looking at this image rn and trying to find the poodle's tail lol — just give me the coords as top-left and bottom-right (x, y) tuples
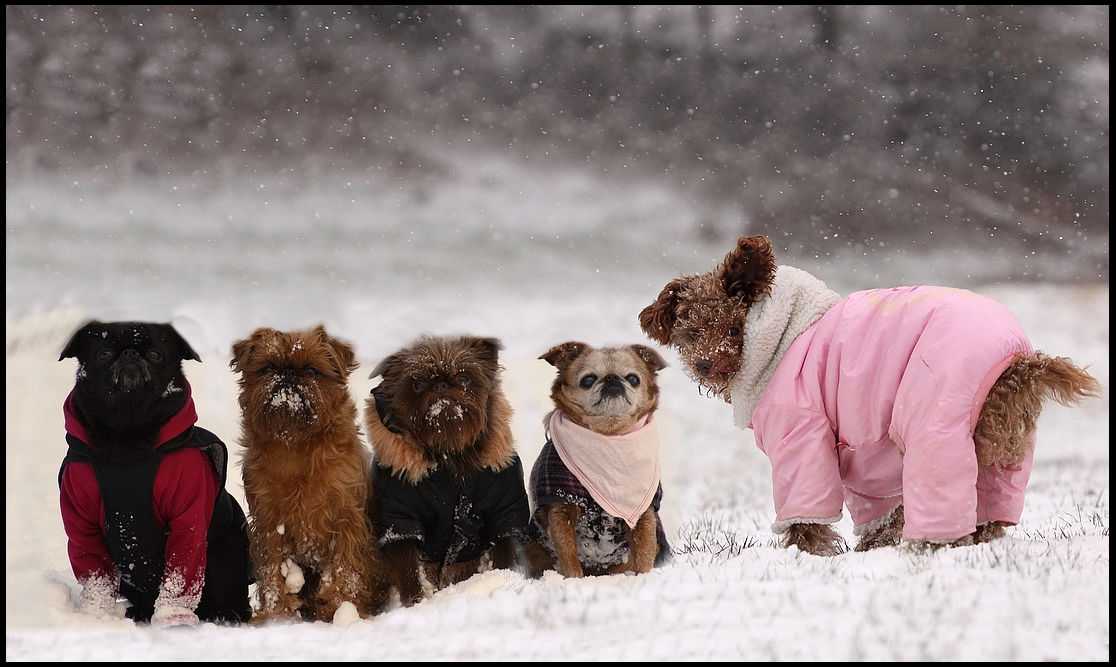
(975, 352), (1102, 467)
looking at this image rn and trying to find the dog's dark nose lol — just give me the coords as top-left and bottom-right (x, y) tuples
(696, 360), (713, 377)
(601, 374), (626, 397)
(282, 368), (298, 381)
(120, 348), (140, 361)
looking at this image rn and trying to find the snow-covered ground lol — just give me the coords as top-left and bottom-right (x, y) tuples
(6, 157), (1109, 660)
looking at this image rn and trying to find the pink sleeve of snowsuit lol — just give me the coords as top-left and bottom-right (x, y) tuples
(752, 286), (1034, 542)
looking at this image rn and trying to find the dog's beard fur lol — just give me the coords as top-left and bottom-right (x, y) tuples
(231, 328), (352, 445)
(369, 335), (509, 479)
(663, 294), (745, 402)
(60, 321), (198, 460)
(542, 342), (665, 435)
(230, 325), (386, 621)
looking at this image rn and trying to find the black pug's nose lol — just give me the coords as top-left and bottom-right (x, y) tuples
(696, 360), (713, 377)
(120, 348), (141, 361)
(601, 374), (627, 397)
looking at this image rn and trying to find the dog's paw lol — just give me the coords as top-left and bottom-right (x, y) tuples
(972, 521), (1008, 544)
(781, 523), (848, 557)
(854, 505), (905, 552)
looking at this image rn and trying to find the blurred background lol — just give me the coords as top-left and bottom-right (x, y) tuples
(6, 5), (1108, 281)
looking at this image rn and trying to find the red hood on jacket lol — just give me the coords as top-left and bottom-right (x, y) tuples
(63, 381), (198, 447)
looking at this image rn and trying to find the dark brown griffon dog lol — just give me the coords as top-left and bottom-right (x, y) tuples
(230, 325), (387, 622)
(640, 235), (1102, 555)
(523, 342), (672, 578)
(364, 334), (531, 606)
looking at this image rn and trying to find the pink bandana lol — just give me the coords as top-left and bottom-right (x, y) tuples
(548, 410), (661, 529)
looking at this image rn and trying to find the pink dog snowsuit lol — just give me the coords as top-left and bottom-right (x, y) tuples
(732, 267), (1035, 542)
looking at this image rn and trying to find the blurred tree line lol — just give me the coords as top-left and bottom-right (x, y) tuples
(5, 5), (1109, 263)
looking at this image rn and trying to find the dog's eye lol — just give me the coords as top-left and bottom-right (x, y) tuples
(258, 366), (274, 376)
(97, 349), (114, 362)
(305, 368), (319, 378)
(456, 374), (470, 386)
(625, 374), (641, 387)
(414, 380), (426, 392)
(146, 350), (163, 362)
(729, 327), (740, 337)
(579, 374), (597, 389)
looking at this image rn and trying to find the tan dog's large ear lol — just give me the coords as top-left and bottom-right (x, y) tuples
(229, 327), (275, 373)
(639, 278), (686, 345)
(721, 235), (777, 305)
(539, 341), (589, 370)
(310, 324), (359, 377)
(630, 344), (668, 373)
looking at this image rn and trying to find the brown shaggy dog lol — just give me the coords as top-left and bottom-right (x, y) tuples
(230, 325), (387, 622)
(640, 235), (1102, 555)
(364, 335), (530, 606)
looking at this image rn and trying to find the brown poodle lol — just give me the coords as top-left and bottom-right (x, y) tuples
(640, 235), (1102, 555)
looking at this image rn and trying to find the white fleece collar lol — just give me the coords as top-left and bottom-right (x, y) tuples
(731, 265), (841, 429)
(549, 410), (661, 529)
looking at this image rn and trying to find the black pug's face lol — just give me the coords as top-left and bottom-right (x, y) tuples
(59, 320), (200, 448)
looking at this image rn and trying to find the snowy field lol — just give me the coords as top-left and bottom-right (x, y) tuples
(6, 158), (1109, 660)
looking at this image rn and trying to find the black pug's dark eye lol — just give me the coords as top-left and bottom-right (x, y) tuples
(456, 374), (470, 386)
(625, 374), (641, 387)
(146, 349), (163, 362)
(729, 327), (740, 337)
(97, 349), (114, 362)
(579, 374), (597, 389)
(414, 380), (426, 392)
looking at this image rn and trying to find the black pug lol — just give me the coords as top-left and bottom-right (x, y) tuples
(58, 320), (252, 627)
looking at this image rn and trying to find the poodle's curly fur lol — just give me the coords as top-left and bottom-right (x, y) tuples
(641, 235), (1103, 554)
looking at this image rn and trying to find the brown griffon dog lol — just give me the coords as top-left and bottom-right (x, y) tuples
(364, 334), (531, 606)
(523, 342), (672, 578)
(230, 324), (387, 622)
(640, 235), (1102, 555)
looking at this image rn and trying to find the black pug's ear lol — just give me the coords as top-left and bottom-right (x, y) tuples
(539, 341), (590, 371)
(630, 344), (668, 374)
(639, 278), (688, 346)
(59, 320), (104, 361)
(152, 323), (202, 363)
(720, 235), (777, 305)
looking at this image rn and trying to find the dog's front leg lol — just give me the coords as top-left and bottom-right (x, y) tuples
(625, 507), (660, 574)
(382, 540), (425, 606)
(488, 535), (520, 571)
(544, 504), (584, 578)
